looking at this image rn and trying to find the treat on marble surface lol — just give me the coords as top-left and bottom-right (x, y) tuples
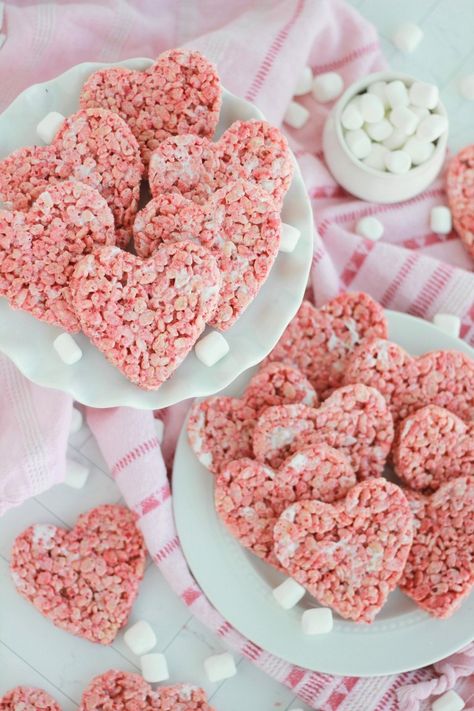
(140, 653), (169, 683)
(264, 292), (388, 398)
(70, 243), (221, 390)
(187, 362), (318, 474)
(274, 479), (414, 623)
(204, 652), (237, 683)
(399, 476), (474, 619)
(123, 619), (157, 656)
(393, 405), (474, 492)
(446, 145), (474, 259)
(133, 180), (281, 330)
(344, 338), (474, 425)
(149, 119), (293, 209)
(0, 687), (61, 711)
(0, 181), (115, 332)
(10, 505), (146, 644)
(392, 22), (424, 54)
(80, 49), (221, 165)
(0, 108), (143, 247)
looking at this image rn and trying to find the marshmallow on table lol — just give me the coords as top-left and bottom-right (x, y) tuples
(312, 71), (344, 103)
(345, 128), (372, 159)
(365, 118), (393, 142)
(280, 223), (301, 253)
(53, 333), (82, 365)
(140, 653), (169, 683)
(204, 652), (237, 683)
(416, 114), (448, 142)
(273, 578), (306, 609)
(363, 143), (389, 171)
(64, 459), (89, 489)
(195, 331), (229, 367)
(154, 418), (165, 444)
(36, 111), (65, 144)
(459, 73), (474, 101)
(385, 80), (409, 108)
(301, 607), (334, 635)
(392, 22), (424, 54)
(341, 100), (364, 130)
(368, 80), (389, 108)
(430, 206), (452, 234)
(409, 81), (439, 110)
(389, 105), (419, 135)
(294, 66), (313, 96)
(69, 406), (83, 435)
(123, 620), (157, 656)
(431, 690), (465, 711)
(432, 313), (461, 339)
(284, 101), (309, 129)
(355, 216), (384, 241)
(383, 128), (409, 151)
(385, 150), (412, 174)
(404, 137), (435, 166)
(358, 93), (384, 123)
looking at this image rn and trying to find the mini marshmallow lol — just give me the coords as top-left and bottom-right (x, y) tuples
(64, 459), (89, 489)
(409, 81), (439, 110)
(355, 216), (384, 241)
(204, 652), (237, 683)
(358, 93), (385, 123)
(301, 607), (334, 635)
(431, 690), (465, 711)
(389, 105), (419, 135)
(140, 653), (169, 683)
(385, 150), (412, 174)
(284, 101), (309, 129)
(312, 72), (344, 103)
(392, 22), (424, 54)
(123, 620), (157, 656)
(430, 206), (452, 234)
(341, 100), (364, 130)
(411, 105), (430, 122)
(365, 119), (393, 142)
(154, 418), (165, 444)
(368, 81), (389, 108)
(195, 331), (229, 367)
(280, 223), (301, 253)
(459, 73), (474, 101)
(404, 137), (435, 165)
(294, 66), (313, 96)
(273, 578), (306, 609)
(416, 114), (448, 142)
(385, 80), (409, 109)
(36, 111), (66, 144)
(69, 406), (83, 435)
(53, 333), (82, 365)
(383, 128), (409, 151)
(345, 128), (372, 159)
(363, 143), (389, 171)
(432, 313), (461, 339)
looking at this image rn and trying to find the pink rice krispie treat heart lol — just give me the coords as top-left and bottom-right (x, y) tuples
(80, 49), (222, 165)
(133, 180), (281, 330)
(79, 670), (214, 711)
(215, 444), (357, 569)
(0, 108), (143, 247)
(265, 292), (388, 398)
(187, 362), (318, 474)
(253, 383), (394, 477)
(149, 119), (293, 209)
(274, 479), (414, 623)
(0, 688), (61, 711)
(0, 180), (115, 332)
(446, 145), (474, 259)
(394, 405), (474, 492)
(399, 475), (474, 618)
(344, 338), (474, 425)
(70, 242), (221, 390)
(10, 505), (146, 645)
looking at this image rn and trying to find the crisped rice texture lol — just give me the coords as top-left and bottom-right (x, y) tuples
(446, 144), (474, 259)
(0, 687), (61, 711)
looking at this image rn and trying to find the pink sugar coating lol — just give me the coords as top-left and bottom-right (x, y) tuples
(70, 242), (220, 390)
(253, 383), (394, 477)
(344, 338), (474, 425)
(446, 144), (474, 258)
(394, 405), (474, 492)
(265, 292), (388, 398)
(0, 108), (143, 247)
(187, 362), (317, 474)
(149, 119), (293, 209)
(0, 180), (115, 332)
(80, 49), (222, 165)
(274, 479), (414, 623)
(0, 687), (61, 711)
(10, 504), (146, 644)
(133, 180), (281, 330)
(79, 671), (213, 711)
(399, 475), (474, 619)
(215, 445), (356, 568)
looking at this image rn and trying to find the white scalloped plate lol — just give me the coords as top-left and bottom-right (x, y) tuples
(0, 58), (313, 409)
(173, 310), (474, 677)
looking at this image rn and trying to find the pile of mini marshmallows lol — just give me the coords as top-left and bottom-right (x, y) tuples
(342, 79), (447, 174)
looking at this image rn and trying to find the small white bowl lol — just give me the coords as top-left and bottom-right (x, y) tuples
(323, 71), (448, 203)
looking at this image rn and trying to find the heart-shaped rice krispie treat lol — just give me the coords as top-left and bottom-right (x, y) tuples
(10, 505), (146, 644)
(446, 144), (474, 259)
(0, 180), (115, 332)
(0, 688), (61, 711)
(133, 180), (281, 330)
(393, 405), (474, 492)
(149, 119), (293, 208)
(399, 476), (474, 618)
(80, 49), (221, 165)
(265, 292), (388, 398)
(215, 444), (357, 568)
(344, 338), (474, 425)
(187, 362), (318, 473)
(253, 383), (394, 477)
(0, 108), (143, 247)
(70, 242), (221, 389)
(274, 479), (414, 623)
